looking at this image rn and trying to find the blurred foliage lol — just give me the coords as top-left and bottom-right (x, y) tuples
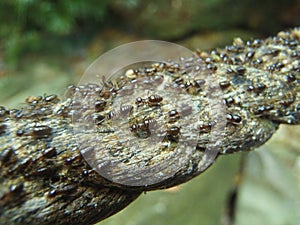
(234, 125), (300, 225)
(0, 0), (110, 66)
(1, 0), (299, 67)
(110, 0), (299, 39)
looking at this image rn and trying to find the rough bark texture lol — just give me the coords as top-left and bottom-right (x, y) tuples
(0, 28), (299, 225)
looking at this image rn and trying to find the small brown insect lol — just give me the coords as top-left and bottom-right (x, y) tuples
(250, 39), (262, 47)
(99, 88), (113, 99)
(81, 169), (93, 177)
(0, 124), (6, 134)
(219, 52), (228, 59)
(42, 147), (57, 158)
(44, 94), (59, 103)
(206, 63), (217, 71)
(167, 62), (180, 73)
(194, 79), (205, 88)
(219, 81), (231, 89)
(48, 184), (77, 198)
(254, 58), (263, 65)
(0, 147), (14, 164)
(31, 125), (52, 138)
(174, 77), (184, 84)
(286, 73), (296, 83)
(276, 62), (284, 69)
(253, 104), (274, 115)
(198, 123), (212, 133)
(135, 94), (163, 107)
(254, 83), (267, 93)
(10, 109), (23, 119)
(148, 95), (163, 106)
(130, 124), (138, 132)
(56, 105), (70, 117)
(279, 98), (294, 107)
(8, 158), (32, 174)
(95, 100), (107, 112)
(166, 126), (180, 141)
(223, 97), (235, 107)
(135, 97), (145, 105)
(245, 51), (255, 60)
(264, 48), (280, 56)
(226, 67), (235, 74)
(0, 106), (8, 118)
(168, 109), (180, 123)
(0, 183), (24, 204)
(247, 83), (267, 93)
(93, 114), (105, 125)
(235, 66), (246, 75)
(9, 183), (24, 195)
(16, 129), (24, 137)
(107, 111), (117, 120)
(25, 96), (43, 105)
(167, 126), (180, 136)
(226, 114), (242, 124)
(65, 154), (82, 165)
(27, 167), (58, 178)
(284, 39), (297, 47)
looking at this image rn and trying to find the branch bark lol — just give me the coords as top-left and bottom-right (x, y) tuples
(0, 27), (299, 225)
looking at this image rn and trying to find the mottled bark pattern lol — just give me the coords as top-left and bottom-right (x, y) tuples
(0, 28), (299, 225)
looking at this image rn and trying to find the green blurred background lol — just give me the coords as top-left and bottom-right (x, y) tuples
(0, 1), (299, 224)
